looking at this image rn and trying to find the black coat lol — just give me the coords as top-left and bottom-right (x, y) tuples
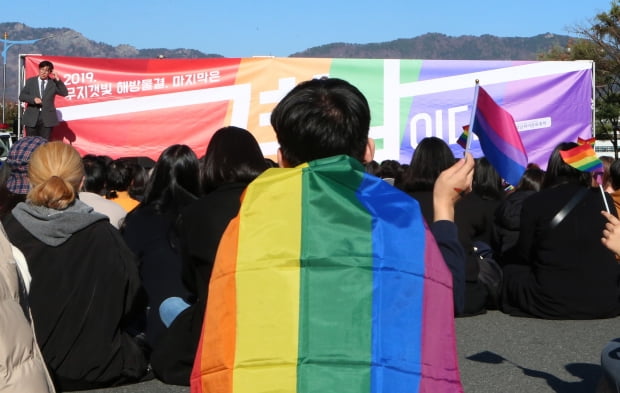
(3, 214), (148, 391)
(493, 190), (536, 259)
(502, 184), (620, 319)
(408, 190), (499, 281)
(122, 205), (191, 347)
(408, 190), (499, 315)
(150, 182), (247, 385)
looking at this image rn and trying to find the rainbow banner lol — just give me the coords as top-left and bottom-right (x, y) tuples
(560, 143), (603, 172)
(21, 56), (593, 167)
(472, 85), (528, 185)
(190, 155), (462, 393)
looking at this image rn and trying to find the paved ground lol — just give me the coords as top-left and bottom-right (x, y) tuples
(75, 310), (620, 393)
(456, 310), (618, 393)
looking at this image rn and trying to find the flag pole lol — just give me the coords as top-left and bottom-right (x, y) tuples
(599, 184), (611, 213)
(465, 79), (480, 156)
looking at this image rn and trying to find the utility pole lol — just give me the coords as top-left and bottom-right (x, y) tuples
(1, 32), (51, 128)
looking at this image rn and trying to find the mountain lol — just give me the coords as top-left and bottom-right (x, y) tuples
(291, 32), (572, 60)
(0, 22), (572, 104)
(0, 22), (224, 104)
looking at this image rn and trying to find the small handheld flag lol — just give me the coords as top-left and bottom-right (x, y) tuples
(468, 83), (528, 186)
(559, 144), (609, 213)
(456, 125), (469, 149)
(577, 137), (596, 146)
(559, 144), (603, 173)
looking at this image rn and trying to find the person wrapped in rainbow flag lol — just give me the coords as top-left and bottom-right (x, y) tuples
(190, 78), (473, 393)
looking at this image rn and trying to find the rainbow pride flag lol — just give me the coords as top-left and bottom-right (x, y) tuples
(472, 86), (528, 185)
(190, 155), (462, 393)
(560, 143), (603, 172)
(456, 125), (470, 149)
(577, 137), (596, 146)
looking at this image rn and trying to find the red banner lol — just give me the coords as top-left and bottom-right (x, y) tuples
(23, 56), (246, 160)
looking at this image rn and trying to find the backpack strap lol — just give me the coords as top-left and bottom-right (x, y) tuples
(548, 187), (589, 230)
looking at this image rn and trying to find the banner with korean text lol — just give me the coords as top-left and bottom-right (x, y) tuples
(21, 56), (593, 167)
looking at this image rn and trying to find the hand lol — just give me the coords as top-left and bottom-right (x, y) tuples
(601, 210), (620, 255)
(34, 97), (42, 105)
(432, 152), (475, 222)
(49, 71), (59, 81)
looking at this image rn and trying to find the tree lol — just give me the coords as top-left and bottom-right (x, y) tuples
(540, 1), (620, 158)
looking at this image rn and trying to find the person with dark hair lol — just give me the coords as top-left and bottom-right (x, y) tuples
(606, 159), (620, 211)
(501, 142), (620, 319)
(190, 78), (471, 392)
(121, 144), (201, 349)
(105, 158), (140, 212)
(151, 126), (268, 385)
(364, 160), (380, 176)
(397, 136), (456, 192)
(264, 157), (279, 168)
(493, 166), (545, 258)
(378, 159), (403, 185)
(19, 61), (68, 140)
(473, 157), (504, 201)
(127, 164), (150, 203)
(2, 142), (150, 390)
(199, 127), (269, 194)
(79, 154), (127, 229)
(398, 137), (498, 316)
(270, 78), (371, 167)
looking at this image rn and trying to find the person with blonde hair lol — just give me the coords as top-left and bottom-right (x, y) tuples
(2, 141), (151, 391)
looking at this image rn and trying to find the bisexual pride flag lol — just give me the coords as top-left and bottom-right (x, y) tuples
(190, 155), (463, 393)
(471, 85), (528, 186)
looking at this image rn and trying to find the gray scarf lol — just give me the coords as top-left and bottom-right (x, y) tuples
(12, 200), (108, 246)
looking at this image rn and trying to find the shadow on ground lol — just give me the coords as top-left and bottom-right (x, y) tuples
(467, 350), (602, 393)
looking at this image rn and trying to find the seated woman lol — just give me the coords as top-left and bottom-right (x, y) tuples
(2, 142), (150, 391)
(121, 144), (201, 348)
(501, 142), (620, 319)
(150, 126), (268, 385)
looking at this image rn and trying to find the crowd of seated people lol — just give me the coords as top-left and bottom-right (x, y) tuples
(1, 77), (620, 392)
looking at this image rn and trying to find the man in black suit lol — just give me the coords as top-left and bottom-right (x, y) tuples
(19, 60), (68, 140)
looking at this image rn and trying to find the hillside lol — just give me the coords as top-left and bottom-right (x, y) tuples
(0, 22), (572, 104)
(291, 32), (572, 60)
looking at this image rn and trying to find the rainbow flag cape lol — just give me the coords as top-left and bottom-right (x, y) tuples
(472, 86), (528, 186)
(456, 125), (469, 149)
(560, 143), (603, 172)
(190, 155), (463, 393)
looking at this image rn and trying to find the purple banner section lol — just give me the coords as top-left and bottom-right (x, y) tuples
(400, 61), (592, 170)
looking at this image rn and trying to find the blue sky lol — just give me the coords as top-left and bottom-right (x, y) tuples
(1, 0), (614, 57)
